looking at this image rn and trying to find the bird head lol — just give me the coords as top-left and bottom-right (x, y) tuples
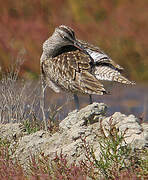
(52, 25), (85, 50)
(42, 25), (86, 59)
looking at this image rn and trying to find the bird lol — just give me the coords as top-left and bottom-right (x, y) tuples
(40, 25), (135, 112)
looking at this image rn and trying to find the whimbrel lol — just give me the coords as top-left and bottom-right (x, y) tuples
(40, 25), (134, 111)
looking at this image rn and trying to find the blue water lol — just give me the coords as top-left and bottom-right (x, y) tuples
(45, 84), (148, 122)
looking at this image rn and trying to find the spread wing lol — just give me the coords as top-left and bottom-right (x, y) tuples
(41, 49), (107, 95)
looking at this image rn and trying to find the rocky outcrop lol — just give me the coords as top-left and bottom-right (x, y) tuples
(0, 103), (148, 167)
(0, 123), (25, 141)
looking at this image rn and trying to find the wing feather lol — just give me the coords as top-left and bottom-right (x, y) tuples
(94, 65), (134, 84)
(41, 50), (107, 95)
(41, 40), (134, 96)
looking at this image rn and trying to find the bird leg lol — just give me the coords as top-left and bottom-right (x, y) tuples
(73, 94), (80, 110)
(89, 95), (93, 104)
(40, 82), (47, 131)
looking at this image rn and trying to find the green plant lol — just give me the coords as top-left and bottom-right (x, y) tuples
(81, 119), (148, 179)
(23, 118), (41, 134)
(92, 127), (131, 179)
(0, 138), (10, 148)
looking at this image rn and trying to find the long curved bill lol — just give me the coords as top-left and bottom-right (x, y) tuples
(73, 40), (85, 51)
(73, 40), (94, 63)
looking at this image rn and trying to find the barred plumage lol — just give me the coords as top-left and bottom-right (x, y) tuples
(40, 25), (135, 109)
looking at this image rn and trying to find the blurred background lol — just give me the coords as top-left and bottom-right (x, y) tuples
(0, 0), (148, 120)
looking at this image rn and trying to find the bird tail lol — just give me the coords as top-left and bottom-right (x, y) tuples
(94, 66), (135, 85)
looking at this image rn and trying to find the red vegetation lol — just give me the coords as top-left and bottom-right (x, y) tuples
(0, 0), (148, 82)
(0, 131), (148, 179)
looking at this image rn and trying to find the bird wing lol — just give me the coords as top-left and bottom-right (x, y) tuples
(78, 39), (134, 84)
(41, 49), (107, 95)
(94, 65), (134, 84)
(78, 39), (124, 71)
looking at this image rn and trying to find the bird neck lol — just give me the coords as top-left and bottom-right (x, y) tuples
(45, 38), (60, 57)
(41, 35), (65, 61)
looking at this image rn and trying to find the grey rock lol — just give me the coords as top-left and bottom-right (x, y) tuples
(59, 102), (107, 131)
(0, 102), (148, 168)
(0, 123), (24, 142)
